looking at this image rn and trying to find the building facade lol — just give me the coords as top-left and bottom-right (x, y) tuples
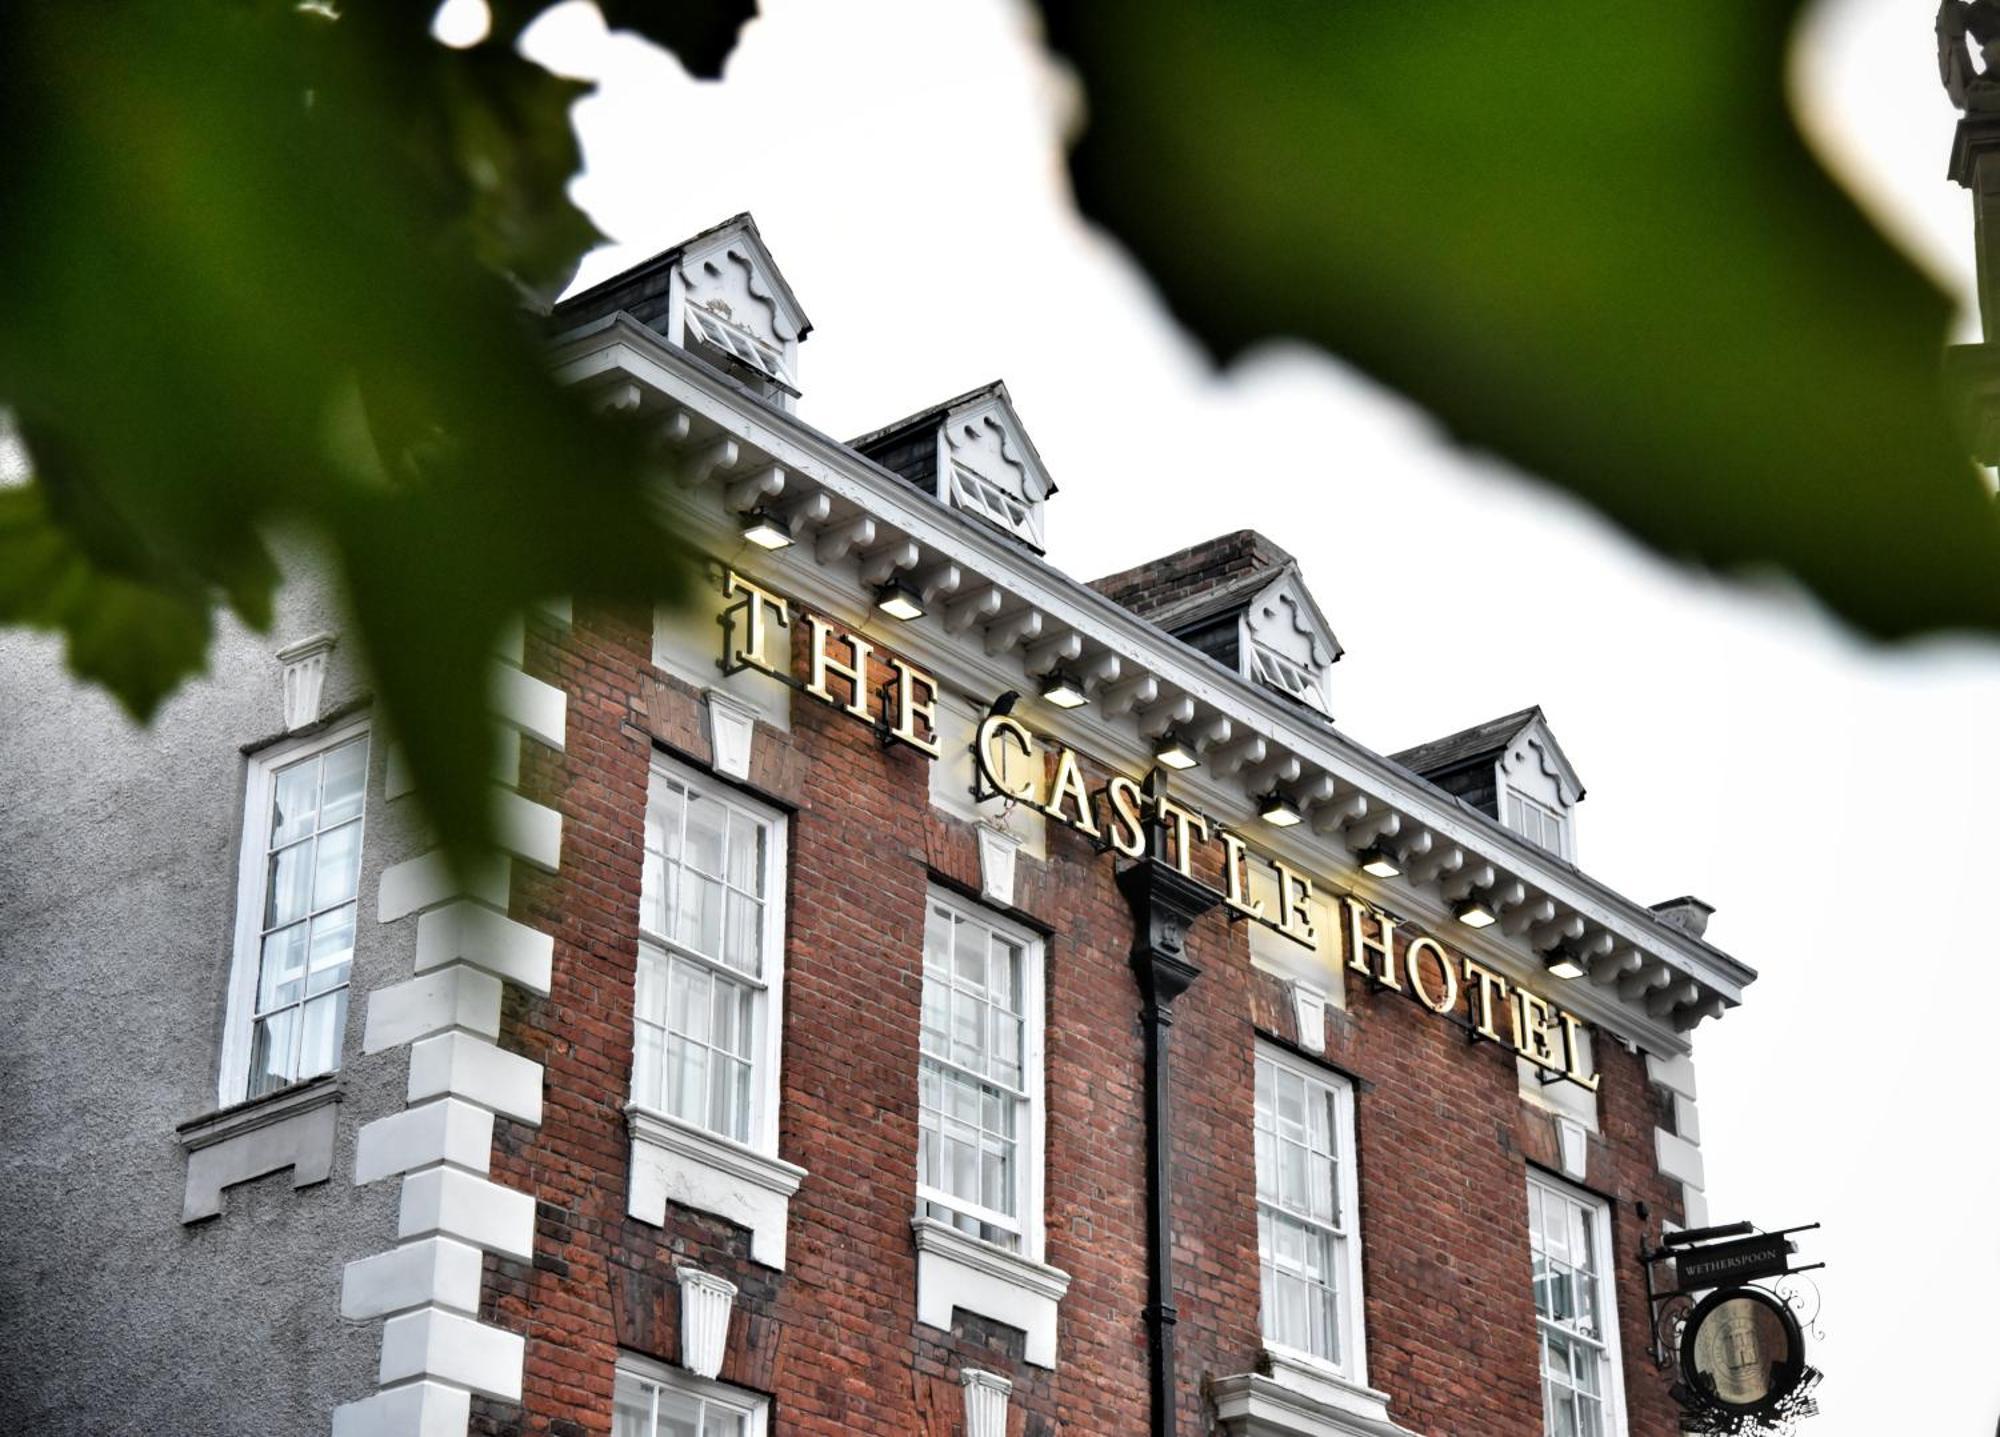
(0, 214), (1752, 1437)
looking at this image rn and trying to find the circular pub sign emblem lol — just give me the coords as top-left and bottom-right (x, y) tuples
(1680, 1286), (1807, 1416)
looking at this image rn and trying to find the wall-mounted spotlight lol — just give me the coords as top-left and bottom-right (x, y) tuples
(1153, 732), (1199, 771)
(1259, 792), (1303, 828)
(1357, 846), (1401, 879)
(1454, 898), (1498, 929)
(739, 509), (794, 550)
(1543, 950), (1586, 980)
(874, 580), (925, 622)
(1040, 672), (1088, 709)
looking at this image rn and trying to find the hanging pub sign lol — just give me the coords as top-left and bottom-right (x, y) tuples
(718, 568), (1603, 1090)
(1639, 1219), (1824, 1435)
(1682, 1288), (1808, 1420)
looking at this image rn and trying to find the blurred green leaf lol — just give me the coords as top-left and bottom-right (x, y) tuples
(1040, 2), (1999, 640)
(0, 1), (745, 864)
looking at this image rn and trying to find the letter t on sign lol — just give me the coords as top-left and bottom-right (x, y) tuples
(722, 570), (790, 678)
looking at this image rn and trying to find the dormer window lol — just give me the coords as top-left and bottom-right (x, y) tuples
(948, 459), (1040, 547)
(1240, 571), (1339, 717)
(550, 213), (811, 414)
(1505, 791), (1569, 858)
(685, 304), (793, 389)
(1391, 706), (1585, 861)
(849, 382), (1057, 552)
(1248, 641), (1327, 714)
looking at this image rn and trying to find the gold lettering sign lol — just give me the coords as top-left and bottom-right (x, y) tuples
(723, 568), (1605, 1089)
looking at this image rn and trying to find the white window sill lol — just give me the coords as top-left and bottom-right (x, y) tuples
(1213, 1350), (1417, 1437)
(626, 1105), (806, 1270)
(911, 1216), (1070, 1369)
(175, 1074), (344, 1224)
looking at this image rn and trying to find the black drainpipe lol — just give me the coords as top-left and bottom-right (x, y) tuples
(1115, 789), (1220, 1437)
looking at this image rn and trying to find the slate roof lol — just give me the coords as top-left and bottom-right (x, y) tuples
(1390, 706), (1547, 781)
(1090, 530), (1294, 625)
(845, 380), (1059, 497)
(551, 212), (814, 340)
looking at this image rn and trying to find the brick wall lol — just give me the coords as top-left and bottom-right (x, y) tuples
(471, 597), (1687, 1437)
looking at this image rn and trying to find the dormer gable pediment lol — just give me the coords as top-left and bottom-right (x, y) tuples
(1240, 567), (1341, 716)
(676, 216), (810, 349)
(850, 381), (1056, 551)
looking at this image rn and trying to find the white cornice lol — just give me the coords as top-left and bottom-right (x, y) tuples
(547, 315), (1754, 1055)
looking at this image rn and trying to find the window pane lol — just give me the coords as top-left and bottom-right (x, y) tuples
(271, 761), (321, 846)
(634, 1023), (664, 1110)
(320, 739), (367, 825)
(613, 1387), (651, 1437)
(313, 820), (363, 910)
(297, 989), (347, 1078)
(685, 796), (725, 877)
(265, 839), (314, 928)
(248, 1008), (299, 1097)
(258, 922), (310, 1010)
(703, 1409), (745, 1437)
(307, 905), (356, 995)
(726, 814), (763, 894)
(723, 892), (761, 976)
(679, 873), (723, 958)
(655, 1387), (701, 1437)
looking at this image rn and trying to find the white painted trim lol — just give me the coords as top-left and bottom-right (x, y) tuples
(911, 1216), (1071, 1368)
(626, 1106), (807, 1269)
(614, 1352), (771, 1437)
(1212, 1369), (1418, 1437)
(921, 889), (1048, 1263)
(638, 752), (791, 1158)
(546, 317), (1753, 1048)
(219, 716), (372, 1108)
(1526, 1170), (1630, 1437)
(1255, 1042), (1369, 1390)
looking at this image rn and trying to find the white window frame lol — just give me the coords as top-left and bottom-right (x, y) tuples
(217, 716), (371, 1108)
(1505, 789), (1572, 860)
(631, 752), (789, 1159)
(1254, 1041), (1369, 1389)
(1527, 1170), (1629, 1437)
(614, 1352), (768, 1437)
(946, 459), (1044, 549)
(915, 888), (1048, 1263)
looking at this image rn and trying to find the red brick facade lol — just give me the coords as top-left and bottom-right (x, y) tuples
(472, 596), (1689, 1437)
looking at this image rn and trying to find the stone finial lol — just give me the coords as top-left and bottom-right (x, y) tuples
(1941, 1), (2000, 111)
(276, 632), (337, 731)
(961, 1369), (1012, 1437)
(675, 1267), (738, 1380)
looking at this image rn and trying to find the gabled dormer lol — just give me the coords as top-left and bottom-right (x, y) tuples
(1091, 532), (1343, 718)
(1392, 706), (1585, 859)
(850, 382), (1056, 551)
(552, 213), (811, 411)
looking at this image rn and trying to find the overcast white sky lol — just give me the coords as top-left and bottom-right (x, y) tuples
(498, 1), (1995, 1429)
